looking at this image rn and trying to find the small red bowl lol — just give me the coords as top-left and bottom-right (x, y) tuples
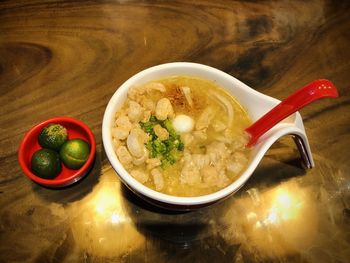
(18, 116), (96, 188)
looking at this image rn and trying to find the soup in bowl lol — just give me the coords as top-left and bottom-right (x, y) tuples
(102, 62), (311, 210)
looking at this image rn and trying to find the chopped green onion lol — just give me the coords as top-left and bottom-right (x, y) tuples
(139, 115), (184, 168)
(177, 142), (184, 151)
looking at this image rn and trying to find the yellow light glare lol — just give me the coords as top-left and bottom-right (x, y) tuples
(69, 168), (145, 258)
(93, 187), (119, 216)
(262, 187), (304, 223)
(111, 213), (121, 224)
(276, 190), (293, 208)
(220, 181), (318, 258)
(266, 208), (278, 224)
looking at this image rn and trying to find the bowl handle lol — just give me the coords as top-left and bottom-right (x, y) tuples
(292, 133), (314, 169)
(252, 120), (314, 170)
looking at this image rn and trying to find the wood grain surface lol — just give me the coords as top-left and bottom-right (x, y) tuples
(0, 0), (349, 262)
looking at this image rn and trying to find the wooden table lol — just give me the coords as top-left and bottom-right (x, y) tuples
(1, 1), (349, 262)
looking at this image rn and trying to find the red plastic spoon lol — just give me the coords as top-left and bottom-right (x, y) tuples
(245, 79), (339, 147)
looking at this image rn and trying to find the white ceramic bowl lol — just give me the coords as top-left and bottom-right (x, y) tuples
(102, 62), (313, 210)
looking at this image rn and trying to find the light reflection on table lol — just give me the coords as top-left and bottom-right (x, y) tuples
(52, 153), (349, 262)
(68, 168), (144, 258)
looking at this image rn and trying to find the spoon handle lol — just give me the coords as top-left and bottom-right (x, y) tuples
(245, 79), (339, 147)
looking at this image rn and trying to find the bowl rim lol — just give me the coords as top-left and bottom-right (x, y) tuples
(103, 62), (266, 206)
(18, 116), (96, 187)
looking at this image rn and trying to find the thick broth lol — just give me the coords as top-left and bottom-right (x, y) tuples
(112, 76), (251, 197)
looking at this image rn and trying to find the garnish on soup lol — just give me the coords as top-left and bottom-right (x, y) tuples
(140, 115), (184, 168)
(112, 76), (251, 196)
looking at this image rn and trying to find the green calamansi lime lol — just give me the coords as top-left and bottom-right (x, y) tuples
(59, 139), (90, 169)
(38, 124), (68, 151)
(31, 149), (62, 179)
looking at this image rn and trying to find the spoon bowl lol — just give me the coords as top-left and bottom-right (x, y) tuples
(102, 62), (337, 210)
